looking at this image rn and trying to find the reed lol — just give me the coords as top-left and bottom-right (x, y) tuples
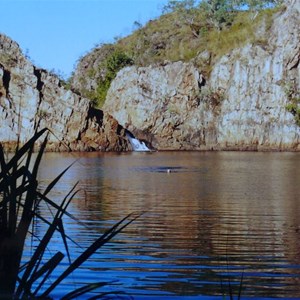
(0, 128), (137, 299)
(221, 272), (244, 300)
(220, 257), (244, 300)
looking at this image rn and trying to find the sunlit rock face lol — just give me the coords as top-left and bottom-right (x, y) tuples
(0, 34), (129, 152)
(104, 61), (213, 150)
(104, 0), (299, 151)
(210, 0), (300, 151)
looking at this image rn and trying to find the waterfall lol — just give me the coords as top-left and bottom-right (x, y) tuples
(126, 133), (150, 152)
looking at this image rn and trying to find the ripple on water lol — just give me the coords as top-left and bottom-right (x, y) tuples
(22, 151), (300, 299)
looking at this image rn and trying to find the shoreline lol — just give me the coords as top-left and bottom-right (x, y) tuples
(1, 141), (299, 153)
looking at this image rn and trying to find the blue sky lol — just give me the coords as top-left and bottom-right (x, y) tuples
(0, 0), (168, 78)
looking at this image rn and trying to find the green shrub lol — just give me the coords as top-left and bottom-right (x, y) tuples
(284, 81), (300, 126)
(198, 85), (225, 111)
(92, 50), (133, 108)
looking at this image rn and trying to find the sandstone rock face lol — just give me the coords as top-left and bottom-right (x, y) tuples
(103, 1), (300, 151)
(104, 62), (209, 150)
(210, 0), (300, 150)
(0, 34), (129, 152)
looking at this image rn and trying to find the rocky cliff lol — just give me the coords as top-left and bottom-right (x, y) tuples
(0, 34), (129, 152)
(103, 0), (300, 151)
(1, 0), (299, 152)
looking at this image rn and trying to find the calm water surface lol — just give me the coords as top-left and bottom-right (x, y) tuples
(24, 151), (300, 299)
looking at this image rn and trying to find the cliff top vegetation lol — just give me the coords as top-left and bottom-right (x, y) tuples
(71, 0), (284, 108)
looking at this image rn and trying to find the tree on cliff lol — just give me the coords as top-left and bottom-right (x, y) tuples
(163, 0), (204, 36)
(163, 0), (282, 31)
(163, 0), (239, 31)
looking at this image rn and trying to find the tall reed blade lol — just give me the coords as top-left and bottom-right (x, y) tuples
(20, 251), (64, 298)
(57, 217), (72, 264)
(37, 190), (88, 229)
(42, 160), (79, 197)
(18, 182), (80, 296)
(16, 217), (62, 297)
(40, 213), (139, 297)
(1, 129), (139, 299)
(238, 270), (244, 300)
(61, 282), (108, 300)
(31, 133), (49, 179)
(5, 128), (48, 172)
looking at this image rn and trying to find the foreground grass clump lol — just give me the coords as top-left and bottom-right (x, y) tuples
(0, 128), (137, 299)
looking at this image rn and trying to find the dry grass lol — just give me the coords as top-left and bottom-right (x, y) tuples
(118, 7), (278, 68)
(71, 5), (281, 105)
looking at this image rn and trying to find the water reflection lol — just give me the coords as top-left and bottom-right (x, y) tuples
(32, 151), (300, 299)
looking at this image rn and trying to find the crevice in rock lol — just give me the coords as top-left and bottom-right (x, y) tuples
(33, 67), (44, 103)
(79, 105), (104, 140)
(289, 57), (299, 70)
(198, 74), (206, 88)
(89, 107), (104, 126)
(33, 67), (45, 130)
(116, 124), (123, 136)
(0, 64), (11, 97)
(287, 49), (300, 70)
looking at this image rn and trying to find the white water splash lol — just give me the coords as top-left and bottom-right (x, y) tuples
(126, 134), (150, 152)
